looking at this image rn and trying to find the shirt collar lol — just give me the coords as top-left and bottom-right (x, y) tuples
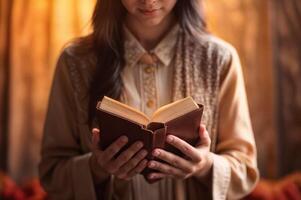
(123, 23), (180, 68)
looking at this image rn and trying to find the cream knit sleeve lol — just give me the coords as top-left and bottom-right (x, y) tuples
(212, 45), (259, 199)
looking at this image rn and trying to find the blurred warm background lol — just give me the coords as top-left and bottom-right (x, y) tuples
(0, 0), (301, 199)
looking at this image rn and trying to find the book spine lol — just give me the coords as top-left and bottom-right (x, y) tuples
(151, 127), (166, 156)
(142, 127), (167, 180)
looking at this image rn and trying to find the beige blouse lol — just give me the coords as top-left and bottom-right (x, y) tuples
(106, 24), (259, 200)
(39, 24), (259, 200)
(121, 25), (177, 117)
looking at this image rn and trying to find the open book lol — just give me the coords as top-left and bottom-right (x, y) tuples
(96, 96), (204, 181)
(98, 96), (200, 125)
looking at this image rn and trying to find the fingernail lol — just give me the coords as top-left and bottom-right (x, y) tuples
(149, 173), (157, 179)
(92, 128), (100, 133)
(142, 159), (148, 165)
(148, 162), (155, 168)
(167, 135), (173, 143)
(121, 136), (128, 143)
(152, 150), (160, 156)
(141, 150), (148, 157)
(136, 142), (143, 148)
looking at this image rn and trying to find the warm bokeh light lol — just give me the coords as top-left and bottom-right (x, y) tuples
(1, 0), (96, 182)
(1, 1), (300, 196)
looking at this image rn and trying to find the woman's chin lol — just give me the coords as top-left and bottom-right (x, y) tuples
(139, 18), (165, 28)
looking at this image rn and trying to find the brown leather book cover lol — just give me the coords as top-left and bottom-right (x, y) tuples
(96, 104), (203, 182)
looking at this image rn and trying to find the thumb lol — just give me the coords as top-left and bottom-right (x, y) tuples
(92, 128), (100, 134)
(91, 128), (100, 150)
(198, 124), (211, 147)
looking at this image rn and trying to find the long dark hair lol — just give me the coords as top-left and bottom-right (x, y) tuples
(88, 0), (207, 127)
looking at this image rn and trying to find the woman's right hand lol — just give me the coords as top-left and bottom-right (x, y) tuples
(89, 128), (148, 184)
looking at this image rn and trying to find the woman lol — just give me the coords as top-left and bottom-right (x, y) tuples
(39, 0), (259, 199)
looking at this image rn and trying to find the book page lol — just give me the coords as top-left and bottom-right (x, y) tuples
(99, 96), (150, 126)
(150, 96), (199, 123)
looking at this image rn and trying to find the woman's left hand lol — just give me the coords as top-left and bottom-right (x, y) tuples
(147, 124), (213, 180)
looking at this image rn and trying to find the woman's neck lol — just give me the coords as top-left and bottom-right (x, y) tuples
(125, 13), (176, 51)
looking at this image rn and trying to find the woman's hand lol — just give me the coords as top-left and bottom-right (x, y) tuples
(147, 124), (213, 181)
(89, 128), (148, 183)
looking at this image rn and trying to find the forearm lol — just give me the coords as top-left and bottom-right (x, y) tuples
(39, 153), (98, 200)
(223, 152), (259, 199)
(208, 152), (258, 200)
(194, 150), (258, 200)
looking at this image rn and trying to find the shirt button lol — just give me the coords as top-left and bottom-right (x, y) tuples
(144, 66), (155, 74)
(146, 99), (155, 108)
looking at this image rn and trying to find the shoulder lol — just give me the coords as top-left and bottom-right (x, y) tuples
(57, 35), (97, 76)
(195, 34), (244, 84)
(58, 35), (97, 68)
(54, 35), (97, 92)
(192, 33), (238, 66)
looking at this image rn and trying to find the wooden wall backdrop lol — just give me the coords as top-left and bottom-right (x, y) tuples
(271, 0), (301, 176)
(0, 0), (95, 182)
(0, 0), (12, 171)
(204, 0), (277, 178)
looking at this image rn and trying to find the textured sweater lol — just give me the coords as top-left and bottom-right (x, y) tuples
(39, 25), (259, 200)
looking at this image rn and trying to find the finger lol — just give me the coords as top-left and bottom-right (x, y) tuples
(92, 128), (100, 134)
(127, 159), (148, 178)
(102, 136), (128, 163)
(199, 124), (206, 131)
(112, 141), (144, 170)
(148, 172), (168, 180)
(166, 135), (201, 162)
(118, 149), (148, 175)
(148, 160), (186, 179)
(91, 130), (101, 152)
(152, 149), (193, 173)
(198, 125), (211, 147)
